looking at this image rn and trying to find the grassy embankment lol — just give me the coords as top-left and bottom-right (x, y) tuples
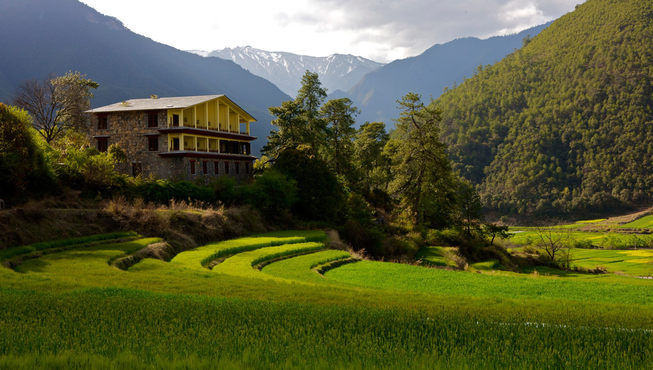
(0, 230), (651, 368)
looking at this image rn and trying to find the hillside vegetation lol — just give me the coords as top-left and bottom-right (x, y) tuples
(433, 0), (652, 216)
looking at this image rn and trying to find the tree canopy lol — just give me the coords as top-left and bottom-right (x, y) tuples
(432, 0), (652, 216)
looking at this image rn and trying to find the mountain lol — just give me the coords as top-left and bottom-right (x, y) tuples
(0, 0), (291, 155)
(192, 46), (384, 97)
(432, 0), (652, 216)
(347, 24), (550, 126)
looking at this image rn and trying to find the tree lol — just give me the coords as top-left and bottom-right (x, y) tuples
(352, 121), (391, 194)
(295, 71), (327, 154)
(387, 93), (457, 229)
(482, 223), (510, 245)
(320, 98), (358, 178)
(14, 71), (98, 143)
(0, 103), (56, 202)
(263, 100), (307, 158)
(457, 180), (482, 235)
(534, 227), (571, 267)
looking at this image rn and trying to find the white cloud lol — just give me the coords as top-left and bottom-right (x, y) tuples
(80, 0), (584, 63)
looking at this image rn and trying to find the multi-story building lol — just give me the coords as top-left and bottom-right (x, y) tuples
(87, 95), (256, 180)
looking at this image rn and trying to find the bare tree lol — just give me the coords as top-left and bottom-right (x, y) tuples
(14, 77), (64, 143)
(14, 71), (98, 143)
(534, 227), (571, 267)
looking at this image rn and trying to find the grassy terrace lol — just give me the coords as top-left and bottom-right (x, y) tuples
(0, 230), (651, 368)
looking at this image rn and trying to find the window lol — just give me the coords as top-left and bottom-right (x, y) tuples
(147, 112), (158, 127)
(172, 138), (180, 151)
(190, 160), (196, 175)
(245, 162), (250, 174)
(97, 114), (108, 130)
(214, 161), (219, 175)
(131, 162), (142, 177)
(224, 161), (229, 174)
(202, 161), (208, 175)
(235, 162), (240, 175)
(172, 114), (180, 126)
(147, 136), (158, 151)
(96, 137), (108, 152)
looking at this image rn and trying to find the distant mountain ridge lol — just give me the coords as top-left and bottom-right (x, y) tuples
(0, 0), (291, 155)
(191, 46), (384, 97)
(346, 23), (550, 126)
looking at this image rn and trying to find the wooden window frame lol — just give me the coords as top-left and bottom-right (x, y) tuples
(97, 114), (108, 130)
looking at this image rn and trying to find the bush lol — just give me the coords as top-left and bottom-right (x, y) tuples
(0, 103), (57, 204)
(273, 148), (345, 221)
(244, 170), (297, 218)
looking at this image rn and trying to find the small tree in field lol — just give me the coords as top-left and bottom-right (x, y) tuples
(534, 227), (571, 268)
(482, 223), (510, 245)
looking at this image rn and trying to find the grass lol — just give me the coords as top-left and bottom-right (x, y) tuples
(624, 214), (653, 229)
(170, 230), (326, 268)
(213, 242), (325, 279)
(1, 288), (649, 369)
(508, 229), (653, 249)
(261, 249), (351, 284)
(570, 248), (653, 276)
(0, 231), (138, 262)
(0, 230), (652, 368)
(415, 246), (458, 268)
(324, 260), (653, 305)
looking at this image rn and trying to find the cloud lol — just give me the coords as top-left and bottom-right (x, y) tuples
(283, 0), (583, 61)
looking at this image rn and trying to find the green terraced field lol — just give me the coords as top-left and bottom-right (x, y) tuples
(508, 229), (653, 249)
(261, 249), (351, 284)
(0, 231), (651, 368)
(624, 214), (653, 229)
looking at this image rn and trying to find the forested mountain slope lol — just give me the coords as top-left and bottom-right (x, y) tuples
(347, 24), (548, 126)
(0, 0), (291, 154)
(433, 0), (652, 216)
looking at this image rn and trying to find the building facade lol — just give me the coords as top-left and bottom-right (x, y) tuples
(87, 95), (256, 181)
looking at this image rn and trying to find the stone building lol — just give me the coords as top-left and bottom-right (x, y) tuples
(86, 95), (256, 181)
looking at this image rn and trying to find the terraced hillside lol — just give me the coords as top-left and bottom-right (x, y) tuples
(0, 230), (651, 368)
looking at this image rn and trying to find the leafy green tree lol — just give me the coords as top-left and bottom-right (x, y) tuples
(295, 71), (327, 154)
(457, 180), (482, 235)
(353, 121), (391, 194)
(263, 100), (307, 158)
(246, 170), (297, 218)
(388, 93), (458, 229)
(273, 147), (344, 221)
(0, 103), (57, 202)
(482, 223), (510, 246)
(320, 97), (358, 179)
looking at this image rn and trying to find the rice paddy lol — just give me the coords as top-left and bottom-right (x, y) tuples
(0, 230), (651, 368)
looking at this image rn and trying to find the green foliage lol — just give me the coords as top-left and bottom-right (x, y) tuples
(320, 98), (358, 180)
(352, 121), (391, 194)
(244, 170), (297, 218)
(273, 148), (345, 221)
(0, 103), (57, 203)
(433, 0), (653, 216)
(388, 93), (459, 229)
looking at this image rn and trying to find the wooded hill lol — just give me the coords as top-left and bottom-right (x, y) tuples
(433, 0), (652, 216)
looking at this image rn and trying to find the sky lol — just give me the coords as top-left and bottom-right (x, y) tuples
(81, 0), (584, 63)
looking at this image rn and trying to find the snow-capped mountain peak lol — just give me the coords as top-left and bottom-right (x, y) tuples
(190, 46), (384, 97)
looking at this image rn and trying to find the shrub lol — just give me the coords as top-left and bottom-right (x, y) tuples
(244, 170), (297, 218)
(273, 148), (345, 221)
(0, 103), (57, 204)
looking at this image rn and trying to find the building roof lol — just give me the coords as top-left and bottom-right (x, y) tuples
(86, 94), (255, 121)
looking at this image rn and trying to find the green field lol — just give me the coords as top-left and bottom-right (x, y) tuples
(0, 231), (651, 368)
